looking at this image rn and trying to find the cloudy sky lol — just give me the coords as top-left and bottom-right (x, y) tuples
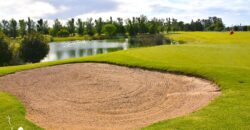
(0, 0), (249, 26)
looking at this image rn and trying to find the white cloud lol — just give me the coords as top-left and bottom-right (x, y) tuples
(75, 0), (250, 25)
(0, 0), (66, 20)
(0, 0), (249, 25)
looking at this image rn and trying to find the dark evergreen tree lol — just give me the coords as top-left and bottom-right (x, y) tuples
(95, 18), (103, 35)
(9, 19), (18, 38)
(76, 19), (84, 36)
(67, 18), (75, 36)
(19, 19), (27, 37)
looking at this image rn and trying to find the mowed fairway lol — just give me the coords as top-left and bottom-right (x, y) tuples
(0, 32), (250, 130)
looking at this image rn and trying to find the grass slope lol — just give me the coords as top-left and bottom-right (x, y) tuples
(0, 32), (250, 130)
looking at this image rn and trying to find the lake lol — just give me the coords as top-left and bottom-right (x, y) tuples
(42, 39), (129, 62)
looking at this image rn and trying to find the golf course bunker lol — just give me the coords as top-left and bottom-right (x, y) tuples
(0, 63), (220, 130)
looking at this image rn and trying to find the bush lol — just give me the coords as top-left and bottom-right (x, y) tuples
(19, 33), (49, 63)
(0, 33), (12, 66)
(57, 28), (70, 37)
(129, 34), (170, 47)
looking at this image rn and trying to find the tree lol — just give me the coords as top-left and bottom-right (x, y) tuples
(148, 18), (159, 34)
(86, 18), (95, 36)
(183, 23), (191, 31)
(19, 19), (27, 37)
(177, 21), (185, 31)
(43, 21), (49, 34)
(126, 18), (137, 36)
(102, 24), (117, 38)
(36, 19), (49, 34)
(76, 19), (84, 36)
(165, 18), (171, 33)
(214, 18), (224, 31)
(2, 20), (9, 36)
(9, 19), (18, 38)
(27, 17), (36, 34)
(171, 18), (179, 31)
(137, 15), (148, 34)
(115, 18), (126, 35)
(95, 17), (103, 35)
(67, 18), (75, 36)
(248, 26), (250, 31)
(51, 19), (62, 36)
(37, 19), (44, 33)
(0, 32), (12, 66)
(19, 33), (49, 63)
(194, 19), (204, 31)
(203, 17), (225, 31)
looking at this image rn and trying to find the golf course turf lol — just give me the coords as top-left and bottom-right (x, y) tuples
(0, 32), (250, 130)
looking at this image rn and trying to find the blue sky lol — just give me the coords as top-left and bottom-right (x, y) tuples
(0, 0), (249, 26)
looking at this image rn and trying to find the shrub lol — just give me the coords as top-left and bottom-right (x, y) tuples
(57, 28), (70, 37)
(19, 33), (49, 63)
(129, 34), (170, 47)
(0, 33), (12, 66)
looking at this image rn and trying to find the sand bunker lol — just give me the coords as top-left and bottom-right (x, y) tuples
(0, 63), (220, 130)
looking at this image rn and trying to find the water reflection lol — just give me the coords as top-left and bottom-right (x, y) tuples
(43, 39), (128, 62)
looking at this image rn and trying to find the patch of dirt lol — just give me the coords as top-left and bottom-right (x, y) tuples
(0, 63), (220, 130)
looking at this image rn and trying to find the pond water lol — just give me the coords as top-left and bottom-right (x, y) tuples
(42, 39), (129, 62)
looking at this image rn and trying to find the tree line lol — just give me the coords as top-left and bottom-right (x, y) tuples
(1, 16), (249, 38)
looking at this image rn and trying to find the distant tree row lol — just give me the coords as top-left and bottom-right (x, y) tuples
(225, 25), (250, 31)
(0, 17), (49, 38)
(0, 16), (249, 38)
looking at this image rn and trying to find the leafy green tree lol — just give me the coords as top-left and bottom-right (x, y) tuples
(0, 32), (12, 66)
(37, 19), (44, 33)
(171, 18), (179, 31)
(76, 19), (84, 36)
(19, 19), (27, 37)
(248, 26), (250, 31)
(102, 24), (117, 38)
(148, 23), (158, 34)
(19, 33), (49, 63)
(165, 18), (171, 33)
(126, 18), (137, 36)
(51, 19), (62, 36)
(137, 15), (148, 34)
(114, 18), (126, 35)
(177, 21), (185, 31)
(148, 18), (160, 34)
(43, 21), (49, 34)
(9, 19), (18, 38)
(214, 18), (225, 31)
(36, 19), (49, 34)
(95, 17), (103, 35)
(183, 23), (191, 31)
(86, 18), (95, 36)
(67, 18), (75, 36)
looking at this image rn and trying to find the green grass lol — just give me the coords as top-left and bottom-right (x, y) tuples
(52, 35), (127, 42)
(1, 32), (250, 130)
(52, 35), (89, 42)
(168, 31), (250, 44)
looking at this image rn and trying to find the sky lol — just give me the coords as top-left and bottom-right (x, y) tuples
(0, 0), (249, 26)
